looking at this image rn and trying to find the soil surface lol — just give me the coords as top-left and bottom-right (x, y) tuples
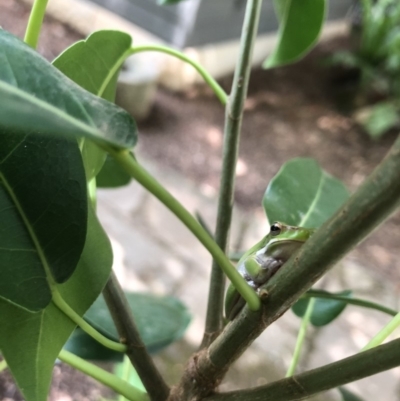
(1, 0), (400, 399)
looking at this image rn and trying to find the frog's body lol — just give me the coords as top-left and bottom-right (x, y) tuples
(225, 222), (315, 320)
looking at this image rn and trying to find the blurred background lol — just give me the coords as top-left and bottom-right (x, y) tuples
(0, 0), (399, 400)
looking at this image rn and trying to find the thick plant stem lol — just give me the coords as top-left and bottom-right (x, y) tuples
(59, 350), (148, 401)
(286, 298), (315, 377)
(205, 338), (400, 401)
(103, 272), (170, 401)
(201, 0), (263, 348)
(24, 0), (49, 48)
(104, 148), (260, 312)
(187, 134), (400, 393)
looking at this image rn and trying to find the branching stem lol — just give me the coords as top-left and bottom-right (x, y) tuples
(202, 0), (263, 347)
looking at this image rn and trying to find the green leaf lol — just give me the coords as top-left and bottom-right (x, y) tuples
(0, 30), (136, 149)
(96, 155), (132, 188)
(0, 206), (113, 401)
(0, 133), (87, 311)
(52, 30), (132, 102)
(292, 290), (352, 326)
(64, 293), (191, 360)
(263, 158), (349, 228)
(52, 30), (133, 181)
(338, 387), (365, 401)
(355, 102), (400, 139)
(264, 0), (326, 68)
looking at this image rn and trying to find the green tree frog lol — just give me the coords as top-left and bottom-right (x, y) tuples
(225, 222), (315, 320)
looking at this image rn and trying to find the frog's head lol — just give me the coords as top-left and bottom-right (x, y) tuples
(259, 221), (315, 261)
(247, 222), (315, 286)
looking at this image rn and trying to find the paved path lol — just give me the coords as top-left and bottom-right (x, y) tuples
(97, 155), (400, 401)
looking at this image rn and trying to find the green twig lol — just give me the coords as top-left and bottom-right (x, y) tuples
(59, 350), (148, 401)
(103, 272), (170, 401)
(98, 45), (228, 105)
(304, 290), (398, 317)
(24, 0), (49, 48)
(362, 311), (400, 351)
(286, 298), (315, 377)
(0, 358), (7, 373)
(202, 0), (263, 348)
(52, 289), (126, 353)
(104, 148), (260, 312)
(117, 356), (135, 401)
(129, 45), (228, 105)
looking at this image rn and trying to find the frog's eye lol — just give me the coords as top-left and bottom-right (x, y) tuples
(270, 223), (282, 236)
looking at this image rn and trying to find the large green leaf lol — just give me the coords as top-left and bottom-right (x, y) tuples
(0, 133), (87, 311)
(264, 0), (326, 68)
(0, 206), (113, 401)
(64, 293), (191, 360)
(0, 30), (136, 149)
(52, 30), (134, 185)
(292, 290), (352, 326)
(263, 158), (349, 228)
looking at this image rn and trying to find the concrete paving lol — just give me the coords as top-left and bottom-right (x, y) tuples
(97, 154), (400, 401)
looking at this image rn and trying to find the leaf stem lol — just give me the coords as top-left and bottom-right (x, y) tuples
(58, 350), (148, 401)
(362, 311), (400, 351)
(304, 290), (398, 317)
(286, 297), (315, 377)
(52, 289), (126, 353)
(128, 45), (228, 105)
(103, 272), (170, 401)
(104, 148), (260, 312)
(202, 0), (263, 347)
(24, 0), (49, 48)
(0, 358), (7, 373)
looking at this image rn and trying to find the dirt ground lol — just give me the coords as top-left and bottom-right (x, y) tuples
(1, 0), (399, 399)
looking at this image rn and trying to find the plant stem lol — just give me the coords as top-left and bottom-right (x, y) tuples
(201, 0), (263, 347)
(52, 289), (126, 353)
(0, 358), (7, 373)
(128, 46), (228, 105)
(58, 350), (148, 401)
(104, 148), (260, 312)
(286, 297), (315, 377)
(362, 311), (400, 351)
(304, 290), (398, 316)
(205, 338), (400, 401)
(103, 272), (170, 401)
(24, 0), (49, 48)
(117, 356), (145, 401)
